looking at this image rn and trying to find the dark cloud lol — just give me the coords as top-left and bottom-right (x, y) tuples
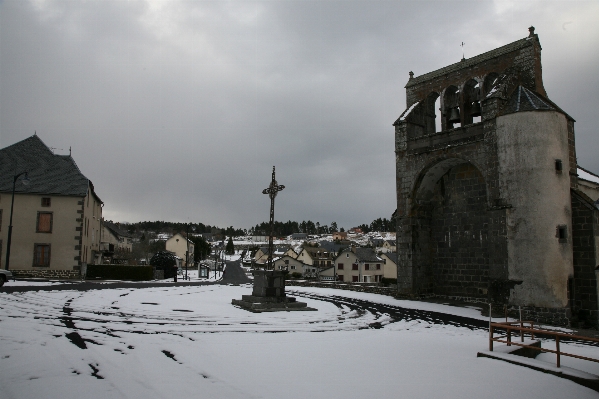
(1, 0), (597, 229)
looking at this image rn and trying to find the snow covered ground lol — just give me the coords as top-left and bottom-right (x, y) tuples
(1, 285), (598, 399)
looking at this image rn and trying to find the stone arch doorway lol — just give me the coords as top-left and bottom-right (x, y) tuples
(411, 158), (490, 299)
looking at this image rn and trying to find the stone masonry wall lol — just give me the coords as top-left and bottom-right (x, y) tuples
(430, 163), (489, 298)
(571, 193), (599, 328)
(11, 269), (80, 279)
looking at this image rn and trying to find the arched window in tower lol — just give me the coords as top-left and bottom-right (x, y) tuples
(463, 79), (481, 125)
(483, 72), (499, 97)
(425, 92), (441, 134)
(443, 86), (461, 129)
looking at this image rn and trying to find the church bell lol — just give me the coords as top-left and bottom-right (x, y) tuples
(448, 107), (461, 123)
(470, 101), (482, 117)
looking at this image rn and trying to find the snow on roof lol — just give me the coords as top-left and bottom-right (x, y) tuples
(578, 167), (599, 184)
(398, 101), (420, 121)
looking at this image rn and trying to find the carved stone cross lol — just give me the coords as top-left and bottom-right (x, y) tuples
(262, 166), (285, 270)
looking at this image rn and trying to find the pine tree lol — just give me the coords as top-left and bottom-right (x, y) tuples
(225, 236), (235, 255)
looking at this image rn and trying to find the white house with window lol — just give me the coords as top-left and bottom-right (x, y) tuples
(334, 247), (384, 283)
(273, 255), (307, 275)
(165, 233), (195, 268)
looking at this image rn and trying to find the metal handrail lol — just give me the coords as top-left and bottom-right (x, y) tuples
(489, 321), (599, 368)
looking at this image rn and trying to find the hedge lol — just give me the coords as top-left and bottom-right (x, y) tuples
(86, 265), (154, 281)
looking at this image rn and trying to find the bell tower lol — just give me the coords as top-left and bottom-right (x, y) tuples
(394, 28), (580, 326)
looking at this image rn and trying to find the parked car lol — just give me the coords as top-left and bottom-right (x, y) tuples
(0, 269), (14, 287)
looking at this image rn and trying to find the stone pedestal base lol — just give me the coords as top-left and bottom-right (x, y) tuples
(232, 295), (316, 312)
(232, 270), (316, 312)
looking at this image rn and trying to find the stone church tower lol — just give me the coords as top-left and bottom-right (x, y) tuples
(394, 27), (599, 326)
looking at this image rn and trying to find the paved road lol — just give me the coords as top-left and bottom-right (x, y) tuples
(221, 260), (252, 284)
(0, 260), (250, 293)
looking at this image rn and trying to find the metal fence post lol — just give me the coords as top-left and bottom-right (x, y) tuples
(489, 303), (493, 351)
(556, 336), (560, 368)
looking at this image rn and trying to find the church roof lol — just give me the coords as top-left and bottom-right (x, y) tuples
(0, 135), (97, 199)
(503, 86), (554, 113)
(500, 86), (574, 121)
(406, 35), (536, 88)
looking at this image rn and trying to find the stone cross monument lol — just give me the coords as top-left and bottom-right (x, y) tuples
(231, 166), (315, 312)
(262, 166), (285, 270)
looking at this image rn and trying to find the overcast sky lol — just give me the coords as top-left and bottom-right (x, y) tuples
(1, 0), (598, 230)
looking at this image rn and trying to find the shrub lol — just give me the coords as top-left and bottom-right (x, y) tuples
(381, 277), (397, 286)
(150, 251), (178, 279)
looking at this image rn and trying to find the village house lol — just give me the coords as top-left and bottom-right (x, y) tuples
(319, 266), (336, 281)
(273, 255), (305, 274)
(368, 237), (385, 248)
(381, 239), (396, 253)
(296, 246), (333, 270)
(165, 233), (194, 268)
(254, 246), (293, 265)
(332, 231), (347, 241)
(0, 135), (103, 278)
(379, 252), (398, 281)
(334, 247), (384, 283)
(100, 220), (132, 263)
(576, 167), (599, 202)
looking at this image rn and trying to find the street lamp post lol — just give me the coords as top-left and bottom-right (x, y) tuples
(185, 223), (189, 281)
(5, 172), (30, 271)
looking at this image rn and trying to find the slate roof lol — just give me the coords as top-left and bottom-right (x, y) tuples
(498, 85), (573, 121)
(406, 35), (535, 88)
(370, 238), (384, 246)
(354, 248), (382, 263)
(318, 240), (349, 254)
(104, 221), (132, 239)
(382, 252), (397, 265)
(302, 246), (332, 258)
(503, 86), (553, 113)
(0, 135), (97, 199)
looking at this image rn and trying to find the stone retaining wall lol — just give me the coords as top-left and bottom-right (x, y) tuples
(10, 269), (80, 279)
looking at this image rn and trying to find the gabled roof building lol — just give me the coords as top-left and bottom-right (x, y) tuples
(334, 247), (384, 283)
(0, 135), (103, 278)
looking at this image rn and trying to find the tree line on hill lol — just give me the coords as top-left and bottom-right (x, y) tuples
(250, 215), (396, 236)
(123, 221), (246, 237)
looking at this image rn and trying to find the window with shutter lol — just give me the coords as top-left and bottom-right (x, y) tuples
(37, 212), (53, 233)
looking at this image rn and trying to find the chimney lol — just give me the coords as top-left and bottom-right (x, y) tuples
(528, 26), (535, 37)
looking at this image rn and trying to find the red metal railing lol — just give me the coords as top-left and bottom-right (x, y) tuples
(489, 321), (599, 368)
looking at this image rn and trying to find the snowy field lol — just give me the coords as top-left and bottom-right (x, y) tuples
(1, 285), (598, 399)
